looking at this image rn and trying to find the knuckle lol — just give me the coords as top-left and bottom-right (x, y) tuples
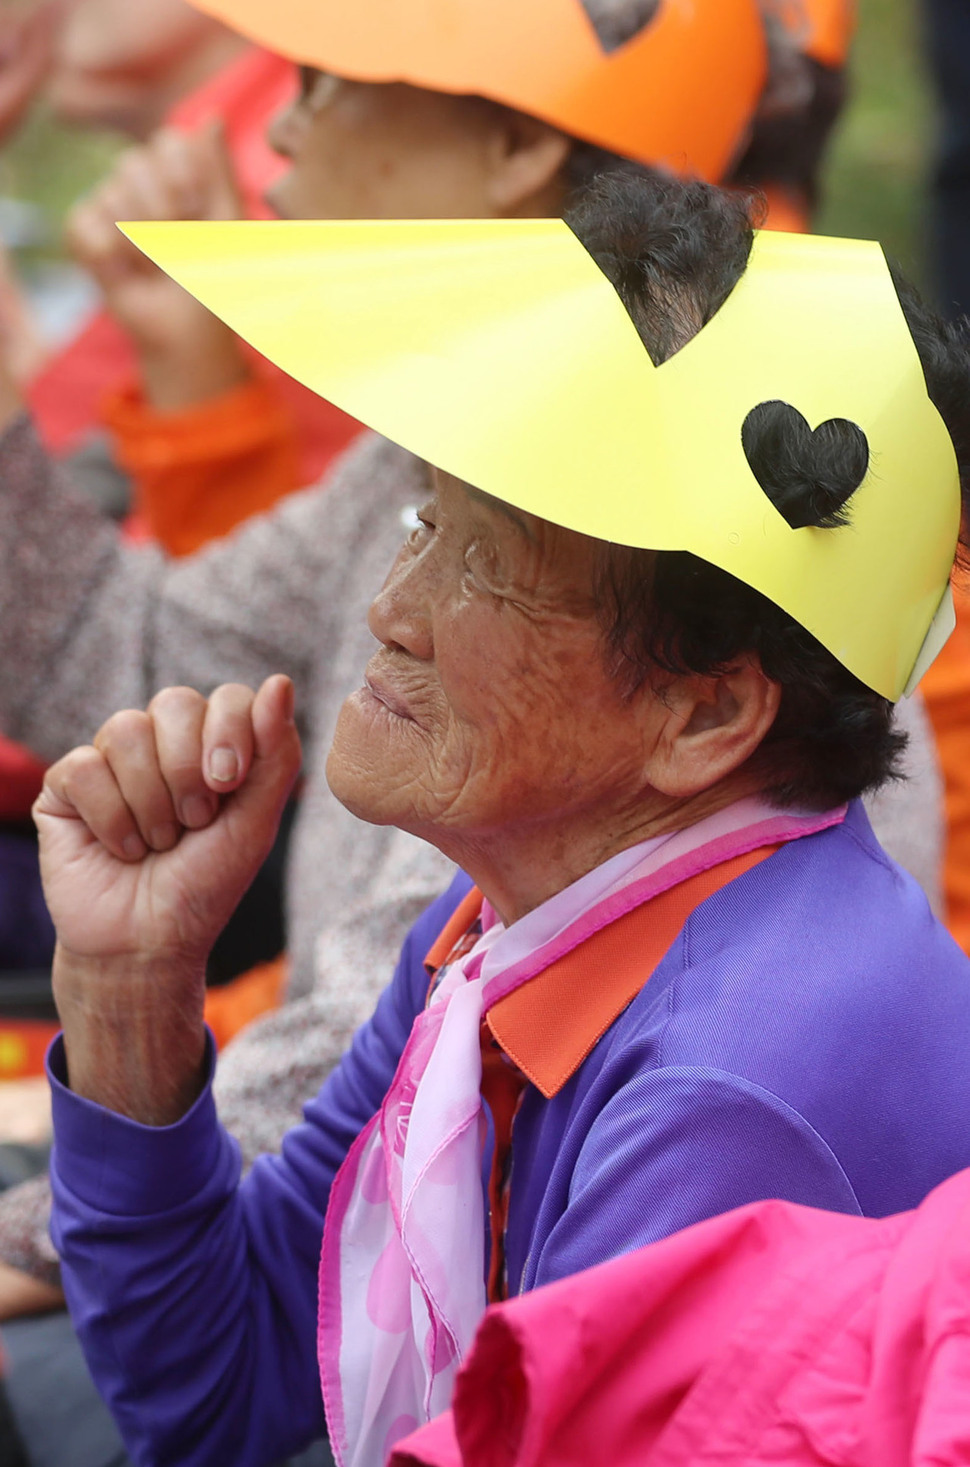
(60, 744), (106, 797)
(148, 684), (206, 718)
(211, 681), (256, 710)
(94, 708), (150, 755)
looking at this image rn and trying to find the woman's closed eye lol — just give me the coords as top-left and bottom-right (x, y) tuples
(405, 507), (437, 553)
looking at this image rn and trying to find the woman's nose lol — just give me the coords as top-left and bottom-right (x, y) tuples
(266, 99), (302, 161)
(367, 550), (435, 662)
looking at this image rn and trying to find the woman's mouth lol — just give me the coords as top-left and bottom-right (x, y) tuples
(363, 673), (415, 721)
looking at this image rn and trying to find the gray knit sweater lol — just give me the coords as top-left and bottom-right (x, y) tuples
(0, 415), (943, 1282)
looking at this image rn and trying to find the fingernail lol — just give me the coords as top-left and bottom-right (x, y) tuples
(208, 746), (238, 784)
(122, 834), (146, 860)
(149, 822), (179, 851)
(282, 681), (295, 723)
(181, 795), (215, 829)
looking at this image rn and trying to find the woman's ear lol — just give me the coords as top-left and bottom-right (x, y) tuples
(482, 108), (573, 216)
(644, 657), (782, 798)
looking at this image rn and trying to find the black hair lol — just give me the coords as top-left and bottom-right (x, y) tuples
(730, 60), (847, 214)
(564, 171), (970, 808)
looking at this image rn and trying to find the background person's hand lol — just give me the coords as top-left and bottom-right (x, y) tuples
(0, 1), (61, 147)
(65, 120), (251, 411)
(0, 237), (49, 386)
(0, 1261), (63, 1321)
(34, 676), (301, 1124)
(0, 1078), (50, 1145)
(0, 316), (25, 431)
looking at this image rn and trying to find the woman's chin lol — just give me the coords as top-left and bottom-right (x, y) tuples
(325, 691), (422, 828)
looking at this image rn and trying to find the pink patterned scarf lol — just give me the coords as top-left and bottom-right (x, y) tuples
(318, 797), (847, 1467)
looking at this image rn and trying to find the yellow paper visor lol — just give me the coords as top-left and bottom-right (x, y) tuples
(121, 218), (961, 701)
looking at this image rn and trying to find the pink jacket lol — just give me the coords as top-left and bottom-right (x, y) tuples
(390, 1168), (970, 1466)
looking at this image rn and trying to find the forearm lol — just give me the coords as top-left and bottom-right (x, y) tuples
(0, 357), (22, 435)
(137, 319), (250, 416)
(53, 946), (207, 1127)
(49, 1039), (327, 1467)
(47, 939), (434, 1464)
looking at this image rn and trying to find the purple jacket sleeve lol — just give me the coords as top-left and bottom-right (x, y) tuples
(48, 875), (472, 1467)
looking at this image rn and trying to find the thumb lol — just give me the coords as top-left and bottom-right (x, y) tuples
(216, 675), (302, 852)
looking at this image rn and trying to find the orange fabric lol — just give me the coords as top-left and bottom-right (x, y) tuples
(799, 0), (855, 68)
(423, 887), (487, 983)
(480, 1031), (526, 1301)
(104, 377), (302, 555)
(203, 954), (289, 1050)
(918, 582), (970, 955)
(0, 1020), (59, 1079)
(759, 184), (811, 235)
(486, 844), (779, 1099)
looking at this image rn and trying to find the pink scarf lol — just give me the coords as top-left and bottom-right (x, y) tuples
(318, 798), (847, 1467)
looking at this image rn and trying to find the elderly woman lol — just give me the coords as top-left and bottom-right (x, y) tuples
(36, 176), (970, 1467)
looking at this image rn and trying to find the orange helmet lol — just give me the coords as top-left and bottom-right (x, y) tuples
(768, 0), (855, 69)
(185, 0), (768, 183)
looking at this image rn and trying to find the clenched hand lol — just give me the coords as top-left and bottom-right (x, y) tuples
(35, 676), (301, 1125)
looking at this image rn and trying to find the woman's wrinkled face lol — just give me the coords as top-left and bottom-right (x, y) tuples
(266, 69), (508, 221)
(326, 472), (661, 853)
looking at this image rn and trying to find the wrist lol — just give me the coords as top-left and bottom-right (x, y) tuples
(0, 358), (23, 433)
(53, 944), (208, 1126)
(137, 324), (251, 413)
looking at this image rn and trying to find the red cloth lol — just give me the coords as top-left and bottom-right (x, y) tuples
(0, 739), (46, 822)
(390, 1167), (970, 1467)
(26, 46), (359, 486)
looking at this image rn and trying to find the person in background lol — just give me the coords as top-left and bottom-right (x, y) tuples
(29, 0), (360, 508)
(0, 0), (337, 1148)
(732, 0), (853, 232)
(916, 0), (970, 974)
(65, 0), (853, 555)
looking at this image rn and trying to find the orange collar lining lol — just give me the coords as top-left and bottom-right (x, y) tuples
(425, 845), (777, 1098)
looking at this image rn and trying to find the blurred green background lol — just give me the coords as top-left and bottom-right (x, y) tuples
(816, 0), (933, 285)
(0, 0), (940, 292)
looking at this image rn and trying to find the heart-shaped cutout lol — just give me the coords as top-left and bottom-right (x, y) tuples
(742, 400), (870, 530)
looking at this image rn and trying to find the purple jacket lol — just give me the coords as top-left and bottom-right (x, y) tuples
(49, 803), (970, 1466)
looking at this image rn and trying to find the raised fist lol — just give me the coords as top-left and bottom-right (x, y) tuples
(34, 677), (302, 1123)
(35, 676), (301, 966)
(65, 121), (250, 410)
